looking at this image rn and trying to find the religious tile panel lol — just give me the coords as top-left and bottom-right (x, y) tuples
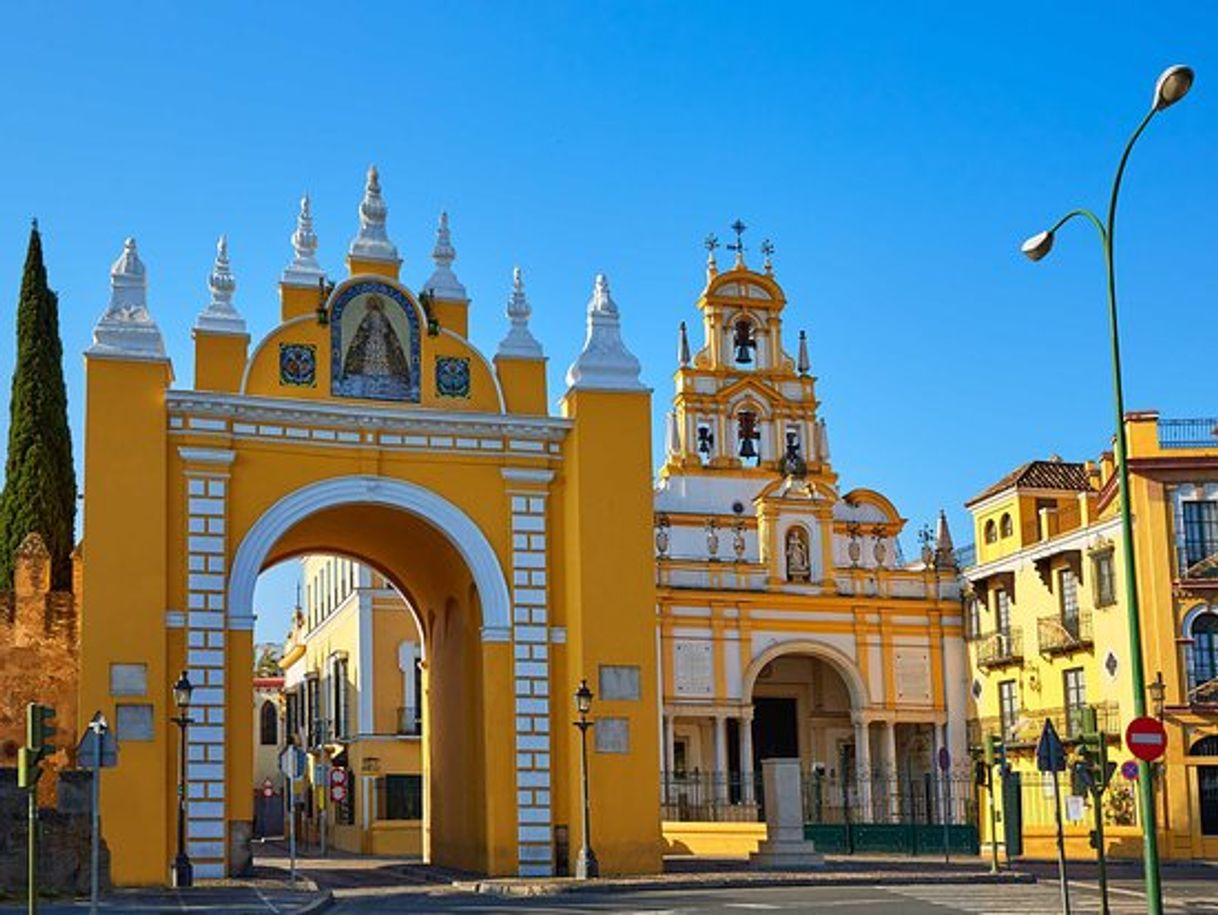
(435, 356), (471, 399)
(330, 281), (421, 402)
(279, 343), (316, 387)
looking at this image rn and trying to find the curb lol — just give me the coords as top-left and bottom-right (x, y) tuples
(457, 870), (1038, 897)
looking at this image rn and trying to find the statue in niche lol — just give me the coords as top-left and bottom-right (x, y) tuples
(781, 431), (807, 479)
(706, 517), (720, 560)
(732, 518), (746, 560)
(655, 514), (671, 558)
(786, 526), (811, 582)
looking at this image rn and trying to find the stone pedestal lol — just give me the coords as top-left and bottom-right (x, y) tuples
(749, 758), (823, 870)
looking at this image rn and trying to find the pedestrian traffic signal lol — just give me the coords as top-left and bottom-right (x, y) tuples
(18, 703), (57, 789)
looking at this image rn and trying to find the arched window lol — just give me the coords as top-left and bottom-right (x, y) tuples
(984, 520), (997, 544)
(259, 700), (278, 746)
(1191, 735), (1218, 757)
(999, 513), (1013, 538)
(1192, 614), (1218, 690)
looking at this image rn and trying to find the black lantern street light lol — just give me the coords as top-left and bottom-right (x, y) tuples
(171, 671), (195, 888)
(573, 679), (598, 879)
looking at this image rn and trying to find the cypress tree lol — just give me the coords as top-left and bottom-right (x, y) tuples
(0, 222), (77, 590)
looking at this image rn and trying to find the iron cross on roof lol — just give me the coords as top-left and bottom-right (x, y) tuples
(726, 219), (747, 257)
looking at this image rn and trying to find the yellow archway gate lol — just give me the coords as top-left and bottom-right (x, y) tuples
(77, 175), (661, 884)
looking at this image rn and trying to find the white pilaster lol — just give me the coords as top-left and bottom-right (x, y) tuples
(503, 468), (555, 876)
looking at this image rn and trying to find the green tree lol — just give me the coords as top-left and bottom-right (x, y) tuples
(0, 223), (76, 589)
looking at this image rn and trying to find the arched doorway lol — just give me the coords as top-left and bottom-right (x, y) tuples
(227, 478), (513, 875)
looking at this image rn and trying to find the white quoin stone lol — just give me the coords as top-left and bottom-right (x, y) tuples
(195, 235), (247, 335)
(281, 194), (326, 287)
(497, 266), (543, 359)
(348, 165), (399, 263)
(565, 273), (644, 392)
(87, 237), (168, 361)
(422, 211), (467, 302)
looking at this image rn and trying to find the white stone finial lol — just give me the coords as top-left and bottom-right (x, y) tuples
(422, 210), (467, 301)
(797, 330), (810, 376)
(282, 194), (326, 287)
(496, 266), (543, 359)
(348, 165), (399, 263)
(565, 272), (644, 391)
(665, 411), (681, 457)
(195, 235), (247, 335)
(678, 321), (691, 367)
(815, 418), (830, 462)
(87, 237), (167, 360)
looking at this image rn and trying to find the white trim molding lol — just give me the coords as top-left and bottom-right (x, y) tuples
(227, 475), (512, 636)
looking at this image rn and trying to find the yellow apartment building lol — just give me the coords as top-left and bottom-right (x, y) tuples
(278, 555), (425, 854)
(964, 413), (1218, 860)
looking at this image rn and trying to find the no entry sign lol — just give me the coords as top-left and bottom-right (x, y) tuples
(1125, 716), (1167, 762)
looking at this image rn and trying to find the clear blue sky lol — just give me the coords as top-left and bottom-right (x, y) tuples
(0, 3), (1214, 643)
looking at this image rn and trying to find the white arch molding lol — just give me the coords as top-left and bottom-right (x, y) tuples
(228, 475), (512, 640)
(741, 638), (871, 710)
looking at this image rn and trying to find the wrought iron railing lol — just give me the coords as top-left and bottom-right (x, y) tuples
(396, 706), (422, 736)
(1037, 609), (1093, 655)
(967, 701), (1120, 747)
(975, 627), (1023, 669)
(1158, 417), (1218, 450)
(660, 769), (979, 826)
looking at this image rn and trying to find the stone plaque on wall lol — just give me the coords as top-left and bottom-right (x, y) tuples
(110, 663), (148, 696)
(599, 665), (641, 701)
(116, 703), (154, 741)
(595, 717), (629, 753)
(893, 649), (931, 702)
(673, 640), (714, 697)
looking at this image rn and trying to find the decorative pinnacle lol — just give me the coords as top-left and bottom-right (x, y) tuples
(590, 273), (618, 316)
(87, 236), (167, 360)
(282, 194), (325, 286)
(565, 272), (643, 391)
(797, 330), (810, 376)
(496, 265), (542, 358)
(678, 321), (691, 367)
(197, 235), (246, 334)
(348, 164), (399, 263)
(704, 233), (719, 276)
(422, 210), (467, 301)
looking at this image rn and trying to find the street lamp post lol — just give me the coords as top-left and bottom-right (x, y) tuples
(573, 679), (598, 879)
(1021, 64), (1194, 915)
(171, 671), (194, 888)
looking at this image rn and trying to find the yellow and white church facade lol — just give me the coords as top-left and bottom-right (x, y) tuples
(78, 168), (661, 883)
(653, 242), (968, 842)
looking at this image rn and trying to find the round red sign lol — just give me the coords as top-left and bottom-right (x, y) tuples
(330, 784), (347, 803)
(1125, 716), (1167, 762)
(329, 768), (348, 787)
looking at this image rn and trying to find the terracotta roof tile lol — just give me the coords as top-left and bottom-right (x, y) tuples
(966, 459), (1091, 507)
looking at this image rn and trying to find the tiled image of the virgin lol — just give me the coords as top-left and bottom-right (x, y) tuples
(330, 281), (421, 402)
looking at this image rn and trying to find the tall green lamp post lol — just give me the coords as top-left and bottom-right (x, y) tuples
(1021, 64), (1194, 915)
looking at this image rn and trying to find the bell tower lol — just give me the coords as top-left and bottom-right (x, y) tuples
(662, 222), (829, 482)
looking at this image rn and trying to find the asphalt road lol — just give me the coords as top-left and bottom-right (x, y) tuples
(328, 878), (1218, 914)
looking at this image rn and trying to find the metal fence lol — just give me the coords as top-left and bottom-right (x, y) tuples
(660, 769), (978, 827)
(1158, 417), (1218, 450)
(999, 770), (1140, 830)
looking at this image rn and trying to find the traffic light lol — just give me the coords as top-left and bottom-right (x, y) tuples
(18, 703), (57, 790)
(985, 734), (1006, 769)
(1073, 707), (1114, 796)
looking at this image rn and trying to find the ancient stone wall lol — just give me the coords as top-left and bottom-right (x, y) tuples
(0, 533), (80, 807)
(0, 767), (110, 896)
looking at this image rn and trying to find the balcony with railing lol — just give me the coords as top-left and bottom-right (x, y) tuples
(1038, 609), (1093, 656)
(975, 627), (1023, 670)
(1158, 417), (1218, 450)
(396, 706), (422, 736)
(967, 701), (1121, 748)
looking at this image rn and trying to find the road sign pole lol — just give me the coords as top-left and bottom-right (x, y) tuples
(1052, 770), (1071, 915)
(288, 772), (296, 883)
(27, 783), (37, 915)
(90, 746), (100, 915)
(942, 769), (950, 866)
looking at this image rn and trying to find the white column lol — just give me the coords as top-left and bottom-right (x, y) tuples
(739, 712), (755, 803)
(883, 721), (899, 822)
(852, 714), (872, 821)
(664, 714), (677, 773)
(714, 715), (729, 802)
